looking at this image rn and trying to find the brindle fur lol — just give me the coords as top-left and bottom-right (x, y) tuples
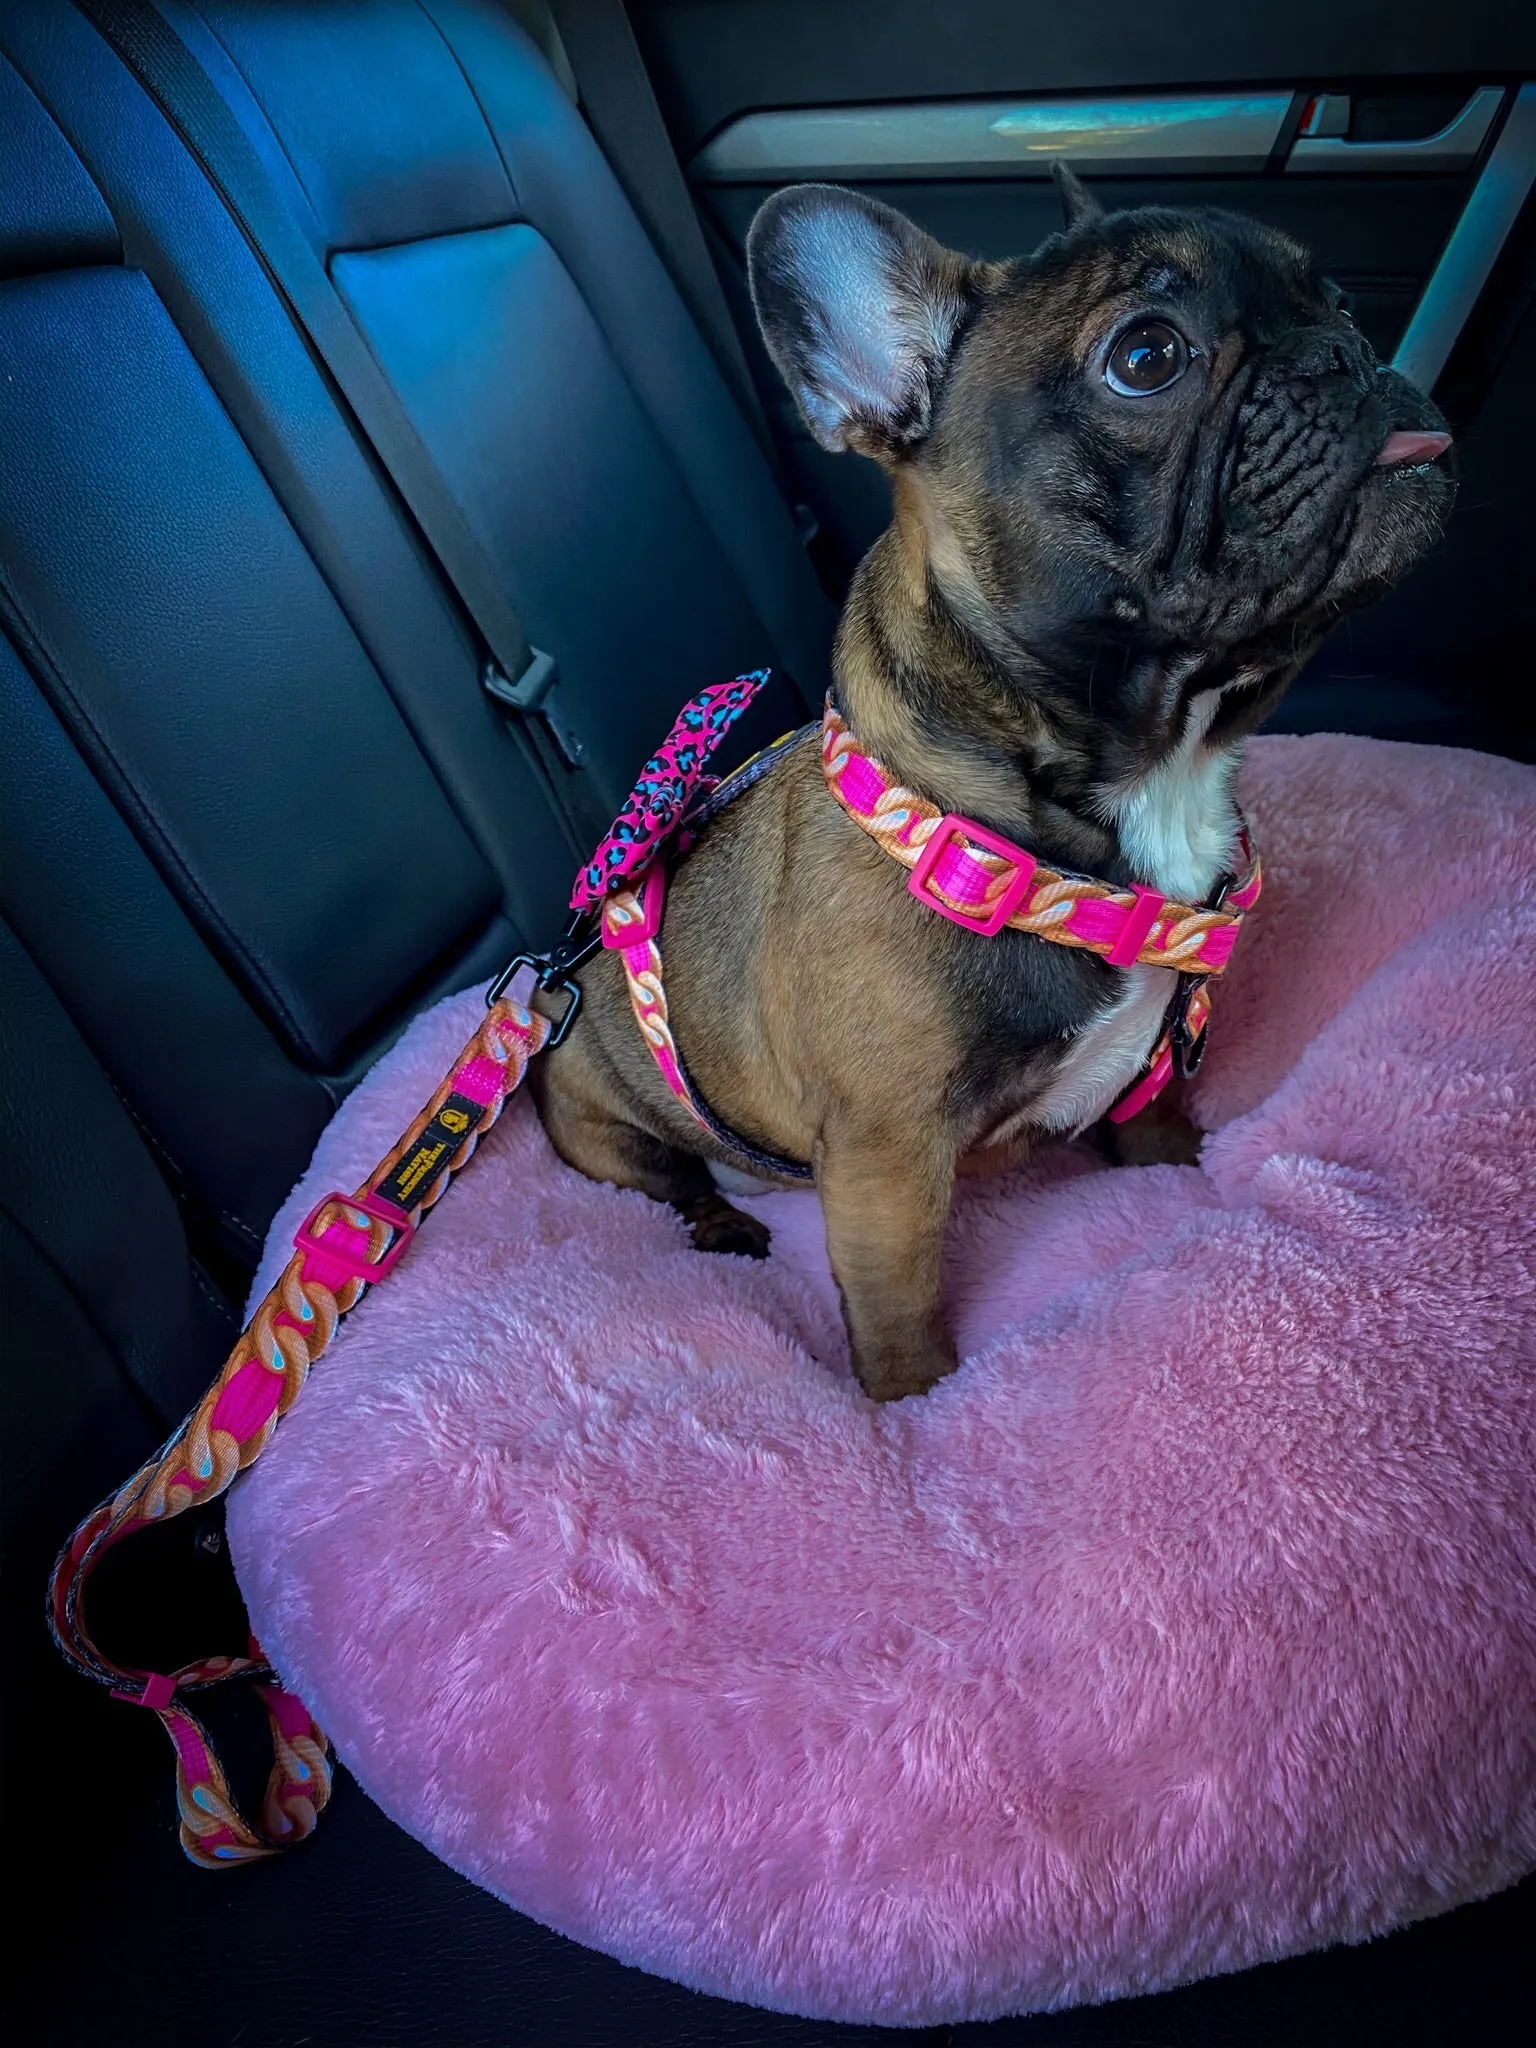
(531, 171), (1453, 1401)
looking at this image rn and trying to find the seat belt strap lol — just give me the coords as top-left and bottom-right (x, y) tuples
(546, 0), (786, 484)
(75, 0), (605, 852)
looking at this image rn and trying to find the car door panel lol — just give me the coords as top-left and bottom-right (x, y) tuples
(635, 0), (1535, 757)
(633, 0), (1531, 154)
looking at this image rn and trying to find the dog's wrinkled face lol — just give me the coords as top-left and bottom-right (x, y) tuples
(749, 177), (1454, 748)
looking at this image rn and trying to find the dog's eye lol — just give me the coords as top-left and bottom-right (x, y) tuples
(1104, 321), (1191, 396)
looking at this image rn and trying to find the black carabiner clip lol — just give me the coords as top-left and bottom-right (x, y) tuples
(487, 914), (601, 1049)
(1169, 971), (1210, 1080)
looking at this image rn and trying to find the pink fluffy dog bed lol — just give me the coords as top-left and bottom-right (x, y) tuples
(231, 734), (1536, 2026)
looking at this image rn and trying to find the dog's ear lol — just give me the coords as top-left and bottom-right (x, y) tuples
(1050, 162), (1102, 232)
(747, 184), (971, 457)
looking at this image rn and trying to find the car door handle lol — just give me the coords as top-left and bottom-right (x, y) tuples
(1287, 87), (1505, 174)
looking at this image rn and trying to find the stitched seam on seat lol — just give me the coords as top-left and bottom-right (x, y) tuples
(415, 0), (525, 217)
(0, 585), (319, 1061)
(190, 1258), (240, 1330)
(0, 49), (125, 274)
(110, 1082), (263, 1252)
(184, 0), (521, 254)
(0, 1198), (172, 1431)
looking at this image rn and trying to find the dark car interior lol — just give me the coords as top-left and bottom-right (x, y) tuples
(2, 2), (1531, 2041)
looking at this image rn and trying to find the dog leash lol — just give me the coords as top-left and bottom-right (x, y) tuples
(48, 999), (550, 1863)
(47, 676), (771, 1868)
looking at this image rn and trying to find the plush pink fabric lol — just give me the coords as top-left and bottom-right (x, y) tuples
(230, 735), (1536, 2026)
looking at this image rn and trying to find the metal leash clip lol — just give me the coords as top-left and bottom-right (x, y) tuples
(1169, 973), (1212, 1079)
(487, 913), (602, 1047)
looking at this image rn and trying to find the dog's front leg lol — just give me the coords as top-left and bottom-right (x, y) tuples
(1098, 1075), (1203, 1168)
(817, 1126), (957, 1401)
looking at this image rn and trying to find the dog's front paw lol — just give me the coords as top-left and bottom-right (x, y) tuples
(678, 1192), (773, 1260)
(852, 1330), (958, 1403)
(1102, 1104), (1203, 1168)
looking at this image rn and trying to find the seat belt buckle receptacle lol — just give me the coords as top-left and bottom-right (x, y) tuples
(481, 650), (586, 768)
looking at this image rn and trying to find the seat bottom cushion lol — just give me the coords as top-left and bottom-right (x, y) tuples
(227, 734), (1536, 2027)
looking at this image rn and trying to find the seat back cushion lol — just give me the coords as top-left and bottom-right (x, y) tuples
(159, 0), (832, 796)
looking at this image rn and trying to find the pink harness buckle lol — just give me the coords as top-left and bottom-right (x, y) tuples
(909, 815), (1037, 936)
(293, 1192), (415, 1285)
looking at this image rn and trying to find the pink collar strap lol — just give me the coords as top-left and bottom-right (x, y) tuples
(819, 701), (1260, 1122)
(821, 704), (1261, 974)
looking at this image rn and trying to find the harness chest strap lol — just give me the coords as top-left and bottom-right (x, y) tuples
(821, 706), (1261, 973)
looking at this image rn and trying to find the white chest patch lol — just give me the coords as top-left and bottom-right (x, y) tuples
(1024, 697), (1243, 1138)
(1101, 692), (1239, 903)
(1025, 966), (1174, 1136)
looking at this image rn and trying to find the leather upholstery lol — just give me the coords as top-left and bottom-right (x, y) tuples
(0, 632), (339, 1250)
(0, 263), (502, 1066)
(0, 4), (1525, 2040)
(0, 48), (120, 272)
(181, 0), (837, 712)
(0, 0), (830, 1256)
(0, 920), (205, 1424)
(331, 221), (789, 803)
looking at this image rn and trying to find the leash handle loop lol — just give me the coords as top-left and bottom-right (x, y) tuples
(48, 1000), (549, 1867)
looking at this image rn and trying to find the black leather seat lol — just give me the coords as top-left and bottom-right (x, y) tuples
(0, 0), (828, 1277)
(0, 4), (1528, 2041)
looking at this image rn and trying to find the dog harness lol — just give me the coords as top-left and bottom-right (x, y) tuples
(819, 705), (1262, 1122)
(582, 675), (1260, 1156)
(50, 669), (1259, 1870)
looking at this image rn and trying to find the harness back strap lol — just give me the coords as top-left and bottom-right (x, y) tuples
(576, 674), (817, 1179)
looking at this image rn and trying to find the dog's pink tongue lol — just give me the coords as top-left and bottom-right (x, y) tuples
(1377, 429), (1452, 467)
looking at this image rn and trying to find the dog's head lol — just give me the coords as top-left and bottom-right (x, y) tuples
(748, 176), (1453, 749)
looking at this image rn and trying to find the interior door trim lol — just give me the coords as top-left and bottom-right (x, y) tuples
(1392, 83), (1536, 391)
(689, 93), (1293, 182)
(1287, 86), (1504, 173)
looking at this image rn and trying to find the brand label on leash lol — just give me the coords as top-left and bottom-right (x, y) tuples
(375, 1092), (486, 1211)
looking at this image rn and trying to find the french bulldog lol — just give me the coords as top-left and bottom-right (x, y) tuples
(530, 170), (1454, 1401)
